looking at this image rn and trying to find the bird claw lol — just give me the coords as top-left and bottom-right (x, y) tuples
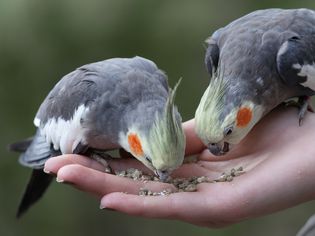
(89, 151), (114, 174)
(298, 96), (314, 126)
(284, 96), (314, 126)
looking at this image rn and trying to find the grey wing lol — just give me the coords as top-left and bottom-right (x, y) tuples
(276, 9), (315, 93)
(35, 68), (104, 125)
(18, 130), (55, 169)
(18, 56), (166, 168)
(33, 56), (167, 155)
(35, 56), (165, 125)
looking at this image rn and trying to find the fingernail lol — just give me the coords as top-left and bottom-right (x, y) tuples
(43, 168), (51, 174)
(99, 203), (115, 211)
(100, 206), (116, 212)
(56, 177), (64, 183)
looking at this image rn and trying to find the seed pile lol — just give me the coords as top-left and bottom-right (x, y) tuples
(115, 166), (245, 196)
(138, 188), (173, 196)
(214, 166), (245, 182)
(115, 168), (160, 181)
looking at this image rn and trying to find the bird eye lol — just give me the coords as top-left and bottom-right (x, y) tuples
(145, 156), (152, 163)
(224, 126), (233, 136)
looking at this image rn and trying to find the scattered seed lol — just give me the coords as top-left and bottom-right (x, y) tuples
(184, 184), (197, 192)
(234, 171), (244, 177)
(197, 176), (208, 183)
(105, 167), (112, 173)
(116, 166), (245, 196)
(226, 176), (233, 182)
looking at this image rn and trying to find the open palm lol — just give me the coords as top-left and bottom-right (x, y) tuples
(45, 106), (315, 227)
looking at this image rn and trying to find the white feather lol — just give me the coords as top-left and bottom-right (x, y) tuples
(256, 77), (264, 86)
(277, 41), (289, 58)
(293, 63), (315, 90)
(34, 117), (40, 127)
(40, 104), (88, 154)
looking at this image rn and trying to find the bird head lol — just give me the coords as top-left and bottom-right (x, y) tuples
(195, 69), (265, 156)
(194, 23), (276, 156)
(196, 9), (315, 156)
(121, 80), (185, 181)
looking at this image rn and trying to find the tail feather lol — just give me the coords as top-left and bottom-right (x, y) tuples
(17, 169), (53, 218)
(8, 138), (33, 153)
(10, 129), (57, 218)
(19, 130), (51, 169)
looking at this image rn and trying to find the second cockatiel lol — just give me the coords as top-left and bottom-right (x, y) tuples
(11, 56), (185, 217)
(195, 8), (315, 156)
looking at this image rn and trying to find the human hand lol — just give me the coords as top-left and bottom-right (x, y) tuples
(44, 106), (315, 227)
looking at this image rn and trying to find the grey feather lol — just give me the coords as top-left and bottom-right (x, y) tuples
(197, 8), (315, 155)
(297, 214), (315, 236)
(8, 138), (33, 153)
(12, 56), (183, 218)
(205, 8), (315, 117)
(18, 130), (52, 169)
(35, 56), (167, 125)
(82, 60), (169, 149)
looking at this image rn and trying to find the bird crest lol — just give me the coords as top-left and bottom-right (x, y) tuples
(147, 78), (186, 170)
(195, 68), (228, 143)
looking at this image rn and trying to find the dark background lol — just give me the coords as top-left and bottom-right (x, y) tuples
(1, 0), (315, 235)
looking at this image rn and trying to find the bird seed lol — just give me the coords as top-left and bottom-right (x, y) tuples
(115, 166), (245, 196)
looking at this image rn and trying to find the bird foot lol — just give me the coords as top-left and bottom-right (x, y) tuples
(89, 151), (114, 174)
(284, 96), (314, 126)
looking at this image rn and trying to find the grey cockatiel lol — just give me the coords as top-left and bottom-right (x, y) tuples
(195, 8), (315, 156)
(10, 56), (185, 217)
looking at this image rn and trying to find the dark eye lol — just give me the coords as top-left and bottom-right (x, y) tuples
(224, 126), (233, 136)
(145, 156), (152, 163)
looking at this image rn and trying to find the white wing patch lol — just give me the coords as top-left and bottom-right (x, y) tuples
(34, 117), (41, 127)
(40, 104), (89, 154)
(293, 63), (315, 91)
(277, 41), (289, 58)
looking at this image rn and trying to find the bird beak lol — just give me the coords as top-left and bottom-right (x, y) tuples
(155, 170), (170, 182)
(208, 141), (229, 156)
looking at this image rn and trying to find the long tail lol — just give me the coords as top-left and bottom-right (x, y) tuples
(8, 138), (33, 153)
(9, 130), (54, 218)
(17, 169), (53, 218)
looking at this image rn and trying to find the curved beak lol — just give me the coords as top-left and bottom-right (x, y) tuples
(155, 170), (170, 182)
(208, 141), (229, 156)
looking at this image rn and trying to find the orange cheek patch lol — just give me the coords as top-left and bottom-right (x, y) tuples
(128, 133), (144, 157)
(236, 107), (253, 127)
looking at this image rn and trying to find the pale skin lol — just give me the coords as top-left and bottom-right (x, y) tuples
(44, 106), (315, 228)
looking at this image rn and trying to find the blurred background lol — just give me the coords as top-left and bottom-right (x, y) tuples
(1, 0), (315, 235)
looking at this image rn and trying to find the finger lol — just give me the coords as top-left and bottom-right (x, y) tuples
(197, 146), (246, 162)
(44, 155), (105, 174)
(109, 157), (152, 174)
(182, 119), (205, 156)
(100, 191), (201, 220)
(100, 183), (247, 226)
(44, 154), (151, 174)
(56, 164), (176, 197)
(171, 162), (222, 179)
(197, 149), (244, 165)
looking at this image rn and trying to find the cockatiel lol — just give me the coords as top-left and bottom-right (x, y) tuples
(195, 8), (315, 155)
(10, 56), (185, 217)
